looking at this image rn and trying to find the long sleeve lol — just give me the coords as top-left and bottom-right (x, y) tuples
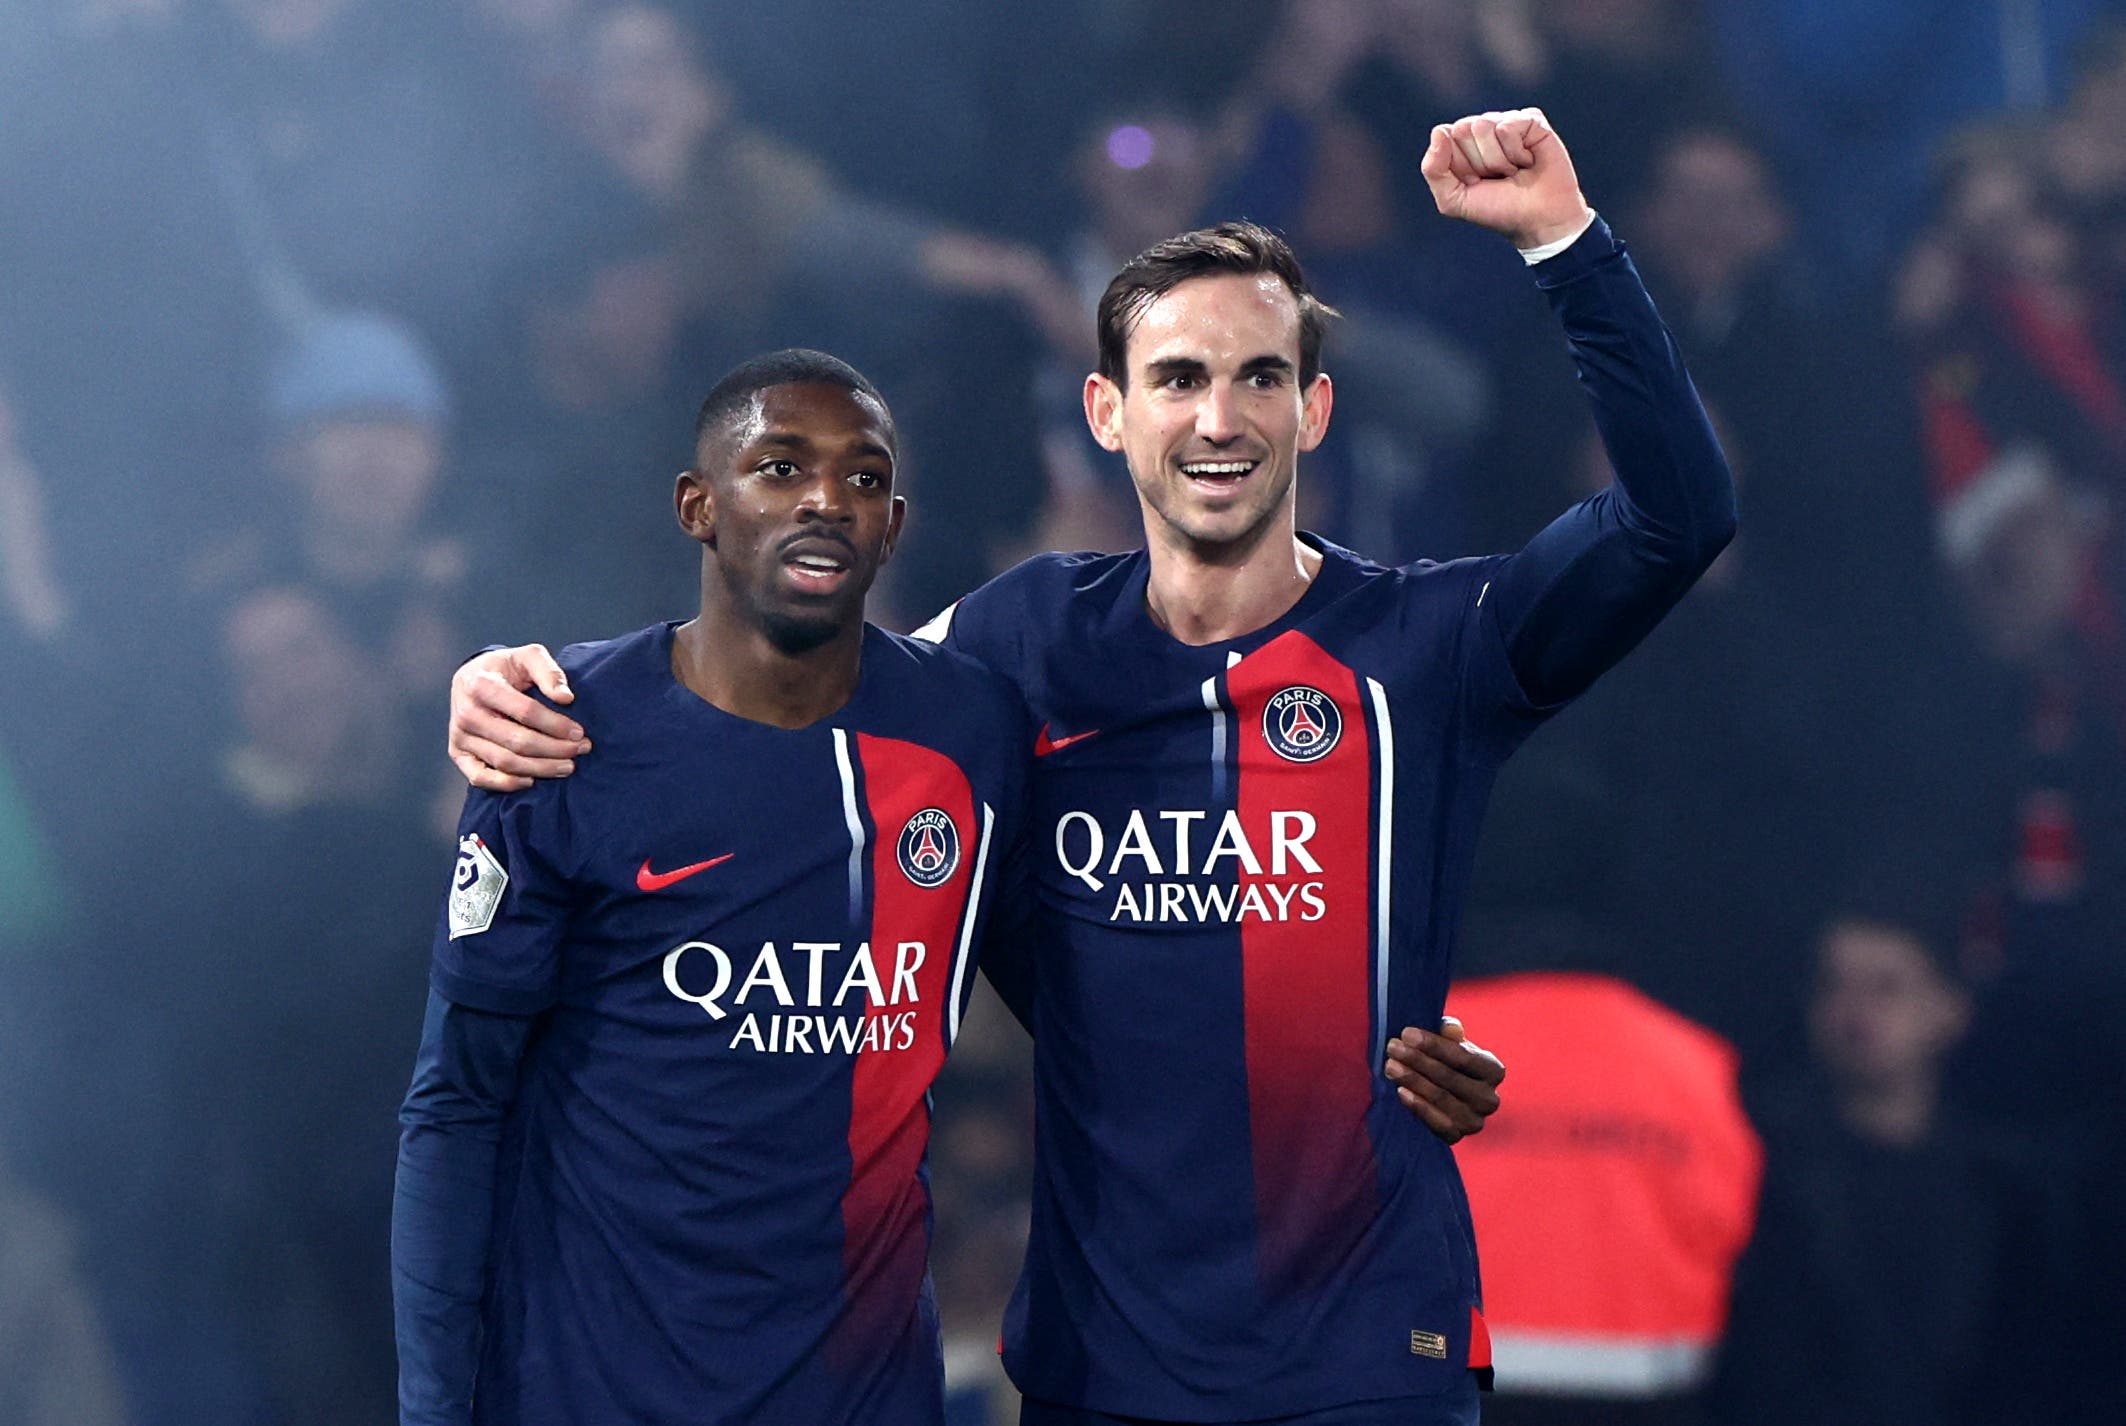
(1483, 217), (1737, 707)
(391, 990), (536, 1426)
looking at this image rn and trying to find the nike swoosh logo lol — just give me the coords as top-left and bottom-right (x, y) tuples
(635, 854), (734, 892)
(1034, 723), (1100, 756)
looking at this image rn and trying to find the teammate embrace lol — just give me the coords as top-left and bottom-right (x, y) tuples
(402, 111), (1732, 1426)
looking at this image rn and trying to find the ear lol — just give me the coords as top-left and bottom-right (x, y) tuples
(1297, 372), (1334, 453)
(1083, 372), (1126, 453)
(675, 469), (715, 546)
(879, 494), (908, 567)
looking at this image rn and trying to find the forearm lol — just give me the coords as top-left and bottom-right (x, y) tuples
(393, 991), (533, 1426)
(1489, 217), (1736, 703)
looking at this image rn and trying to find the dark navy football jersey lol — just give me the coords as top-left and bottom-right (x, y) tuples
(941, 543), (1523, 1416)
(420, 622), (1027, 1426)
(926, 219), (1733, 1418)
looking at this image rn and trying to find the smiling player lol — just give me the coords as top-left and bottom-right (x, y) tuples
(449, 110), (1728, 1424)
(392, 350), (1030, 1426)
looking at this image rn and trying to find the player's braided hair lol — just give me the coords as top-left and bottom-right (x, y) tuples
(1096, 221), (1341, 389)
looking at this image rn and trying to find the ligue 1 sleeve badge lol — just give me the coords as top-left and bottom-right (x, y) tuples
(448, 832), (509, 939)
(895, 808), (961, 888)
(1263, 685), (1344, 762)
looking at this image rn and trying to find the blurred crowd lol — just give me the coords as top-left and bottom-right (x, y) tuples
(0, 1), (2122, 1423)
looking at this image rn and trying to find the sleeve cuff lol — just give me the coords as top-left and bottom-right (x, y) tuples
(1518, 211), (1602, 265)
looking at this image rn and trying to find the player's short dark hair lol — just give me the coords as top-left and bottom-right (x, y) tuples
(1096, 221), (1340, 389)
(691, 348), (896, 460)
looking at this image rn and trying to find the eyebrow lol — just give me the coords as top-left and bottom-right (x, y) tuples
(1142, 358), (1207, 384)
(1140, 354), (1294, 382)
(749, 431), (895, 464)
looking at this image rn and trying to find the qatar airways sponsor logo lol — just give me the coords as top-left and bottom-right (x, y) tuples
(1053, 808), (1329, 924)
(662, 938), (928, 1054)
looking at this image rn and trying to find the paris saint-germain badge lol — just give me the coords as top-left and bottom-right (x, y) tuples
(896, 808), (961, 887)
(1263, 685), (1343, 763)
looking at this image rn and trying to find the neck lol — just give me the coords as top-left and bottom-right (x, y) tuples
(1837, 1073), (1937, 1149)
(1142, 511), (1321, 645)
(672, 591), (862, 729)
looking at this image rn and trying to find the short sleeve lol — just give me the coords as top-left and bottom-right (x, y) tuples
(429, 784), (576, 1015)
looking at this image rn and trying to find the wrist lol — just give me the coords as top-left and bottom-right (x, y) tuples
(1513, 204), (1597, 255)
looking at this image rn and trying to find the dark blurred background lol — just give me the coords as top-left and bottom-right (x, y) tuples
(1, 1), (2122, 1422)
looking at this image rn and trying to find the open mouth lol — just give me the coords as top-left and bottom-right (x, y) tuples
(780, 540), (855, 594)
(1178, 458), (1260, 496)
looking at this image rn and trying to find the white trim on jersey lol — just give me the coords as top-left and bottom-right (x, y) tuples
(831, 728), (867, 925)
(911, 601), (958, 644)
(1201, 674), (1228, 800)
(1367, 677), (1396, 1055)
(945, 801), (996, 1047)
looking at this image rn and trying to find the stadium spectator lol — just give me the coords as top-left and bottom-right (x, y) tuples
(0, 1160), (130, 1426)
(2049, 21), (2126, 287)
(194, 583), (435, 1421)
(265, 312), (471, 705)
(1706, 0), (2113, 285)
(1519, 0), (1727, 209)
(1902, 123), (2126, 503)
(0, 390), (73, 650)
(198, 0), (556, 332)
(1446, 913), (1761, 1426)
(185, 308), (475, 837)
(500, 1), (1049, 625)
(1710, 904), (2074, 1426)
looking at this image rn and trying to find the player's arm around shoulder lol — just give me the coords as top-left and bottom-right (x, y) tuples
(449, 642), (594, 791)
(1384, 1017), (1505, 1145)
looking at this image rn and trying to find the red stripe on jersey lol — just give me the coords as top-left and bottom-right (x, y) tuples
(1227, 632), (1380, 1297)
(1470, 1306), (1493, 1370)
(838, 733), (975, 1357)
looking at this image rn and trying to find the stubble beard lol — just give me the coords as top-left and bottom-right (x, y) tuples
(1136, 459), (1296, 566)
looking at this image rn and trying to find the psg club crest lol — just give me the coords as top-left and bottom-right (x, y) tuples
(896, 808), (961, 888)
(1263, 685), (1343, 763)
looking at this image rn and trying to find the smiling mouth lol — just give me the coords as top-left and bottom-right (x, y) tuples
(1177, 458), (1260, 493)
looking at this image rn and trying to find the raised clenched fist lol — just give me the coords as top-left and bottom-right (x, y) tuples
(1420, 108), (1595, 252)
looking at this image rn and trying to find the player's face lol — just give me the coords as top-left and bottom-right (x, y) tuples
(1085, 272), (1331, 558)
(682, 382), (904, 652)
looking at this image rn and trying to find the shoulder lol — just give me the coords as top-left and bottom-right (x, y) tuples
(869, 626), (1029, 729)
(524, 624), (672, 744)
(500, 625), (673, 813)
(990, 547), (1140, 595)
(551, 623), (668, 688)
(913, 550), (1140, 682)
(1309, 538), (1497, 628)
(947, 549), (1139, 627)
